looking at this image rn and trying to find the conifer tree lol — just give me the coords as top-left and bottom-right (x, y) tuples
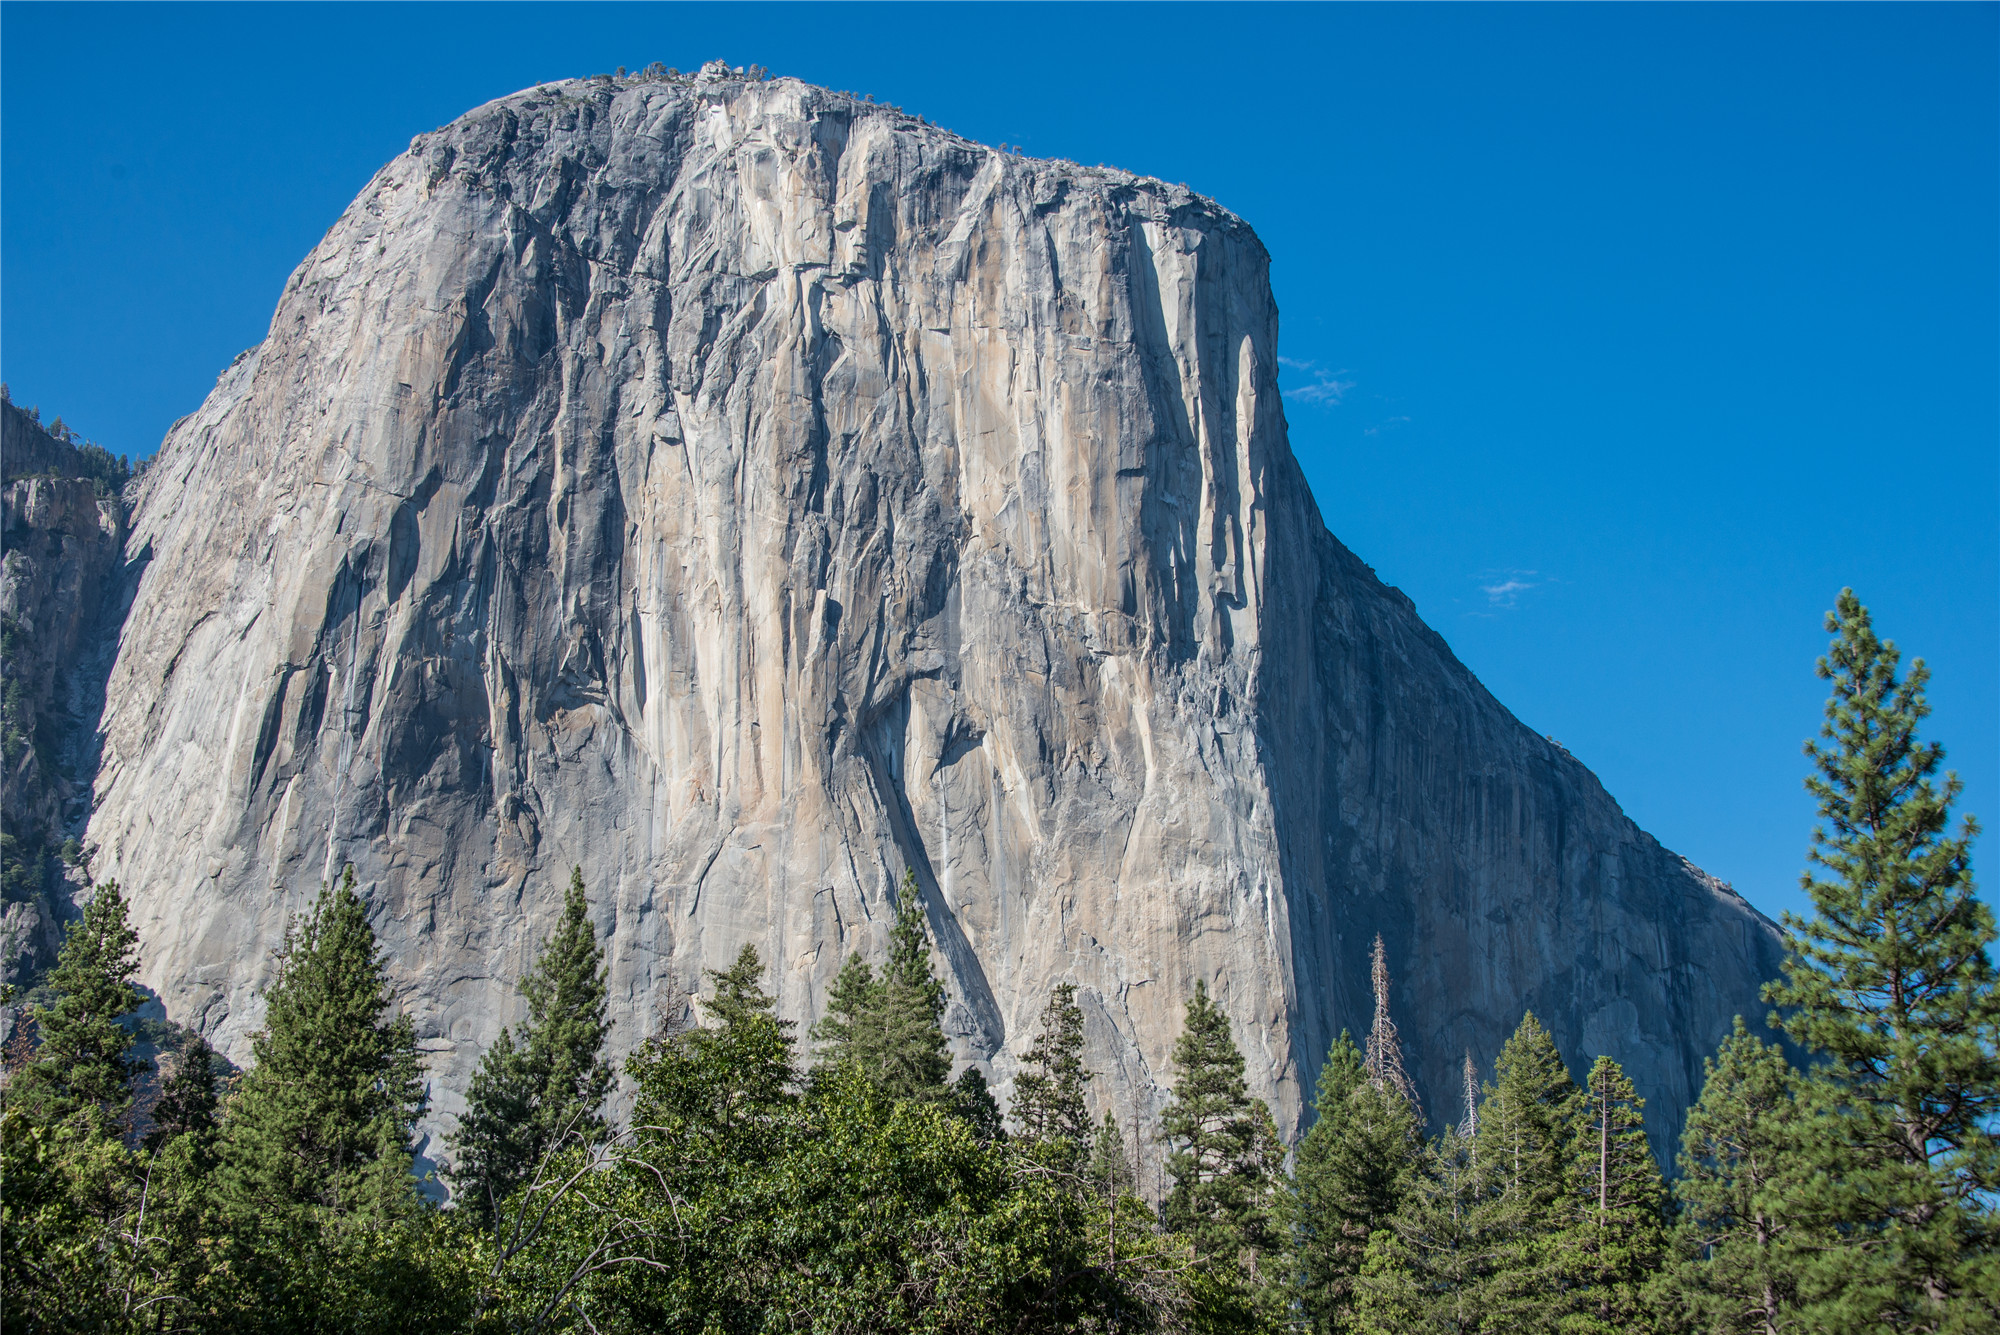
(1552, 1055), (1668, 1332)
(1364, 935), (1421, 1113)
(1471, 1011), (1583, 1332)
(450, 866), (612, 1221)
(631, 944), (796, 1160)
(1661, 1019), (1812, 1335)
(144, 1030), (221, 1163)
(1162, 980), (1284, 1284)
(1090, 1109), (1136, 1199)
(875, 870), (953, 1100)
(809, 871), (961, 1106)
(1286, 1029), (1422, 1334)
(1012, 981), (1091, 1153)
(217, 865), (426, 1221)
(1353, 1130), (1491, 1335)
(1763, 591), (1999, 1330)
(10, 881), (143, 1132)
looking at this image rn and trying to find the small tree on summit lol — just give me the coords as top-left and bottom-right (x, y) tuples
(448, 866), (612, 1223)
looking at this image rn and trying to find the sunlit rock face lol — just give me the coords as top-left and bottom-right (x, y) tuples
(87, 63), (1781, 1158)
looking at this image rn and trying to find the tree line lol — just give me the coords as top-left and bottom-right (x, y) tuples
(2, 590), (1993, 1332)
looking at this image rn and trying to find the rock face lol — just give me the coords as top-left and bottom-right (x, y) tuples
(85, 65), (1782, 1159)
(2, 401), (134, 985)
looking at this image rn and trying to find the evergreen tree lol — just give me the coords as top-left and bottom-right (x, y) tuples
(1552, 1055), (1668, 1332)
(952, 1065), (1005, 1142)
(1012, 981), (1091, 1152)
(217, 865), (427, 1221)
(448, 866), (612, 1221)
(144, 1029), (221, 1163)
(1660, 1019), (1812, 1335)
(1763, 591), (1999, 1330)
(637, 942), (796, 1139)
(1471, 1011), (1583, 1333)
(874, 870), (953, 1100)
(1161, 980), (1284, 1289)
(809, 871), (966, 1110)
(9, 881), (143, 1132)
(1089, 1109), (1136, 1199)
(1286, 1029), (1422, 1334)
(1354, 1130), (1492, 1335)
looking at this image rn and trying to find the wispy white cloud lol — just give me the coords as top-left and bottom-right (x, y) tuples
(1474, 569), (1545, 610)
(1278, 357), (1355, 406)
(1363, 415), (1412, 437)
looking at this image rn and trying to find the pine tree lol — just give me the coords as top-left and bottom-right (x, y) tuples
(1012, 982), (1091, 1152)
(1286, 1029), (1423, 1333)
(1364, 935), (1421, 1113)
(9, 881), (143, 1132)
(1354, 1130), (1492, 1335)
(809, 871), (961, 1108)
(1552, 1055), (1668, 1332)
(217, 865), (426, 1221)
(875, 870), (953, 1100)
(1763, 591), (1999, 1330)
(449, 866), (612, 1221)
(1090, 1109), (1136, 1199)
(1162, 980), (1284, 1286)
(1661, 1019), (1812, 1335)
(144, 1030), (221, 1163)
(631, 943), (796, 1157)
(1471, 1011), (1583, 1333)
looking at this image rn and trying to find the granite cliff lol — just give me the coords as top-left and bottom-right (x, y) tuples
(79, 63), (1782, 1159)
(2, 399), (136, 988)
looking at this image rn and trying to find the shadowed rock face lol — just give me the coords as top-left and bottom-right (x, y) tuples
(86, 66), (1781, 1158)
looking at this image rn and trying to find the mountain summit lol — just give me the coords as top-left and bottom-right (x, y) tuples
(81, 66), (1780, 1153)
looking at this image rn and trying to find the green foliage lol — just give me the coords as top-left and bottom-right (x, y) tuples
(217, 865), (426, 1222)
(1353, 1130), (1492, 1335)
(1285, 1030), (1421, 1333)
(1013, 981), (1092, 1163)
(1470, 1011), (1583, 1332)
(1762, 590), (2000, 1331)
(447, 866), (612, 1224)
(811, 870), (992, 1127)
(1658, 1018), (1814, 1334)
(1162, 979), (1285, 1312)
(1552, 1056), (1668, 1333)
(9, 881), (143, 1133)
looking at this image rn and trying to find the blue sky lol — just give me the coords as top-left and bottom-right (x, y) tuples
(4, 3), (1994, 929)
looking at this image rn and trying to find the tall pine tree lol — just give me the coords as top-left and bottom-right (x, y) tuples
(1552, 1055), (1668, 1333)
(1285, 1029), (1422, 1334)
(1354, 1129), (1492, 1335)
(449, 865), (612, 1221)
(9, 881), (143, 1133)
(1661, 1019), (1813, 1335)
(809, 871), (1000, 1130)
(1012, 982), (1092, 1155)
(1470, 1011), (1583, 1334)
(217, 865), (427, 1222)
(1763, 590), (1999, 1330)
(1161, 979), (1284, 1299)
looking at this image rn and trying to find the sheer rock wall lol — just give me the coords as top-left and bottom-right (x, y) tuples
(84, 66), (1782, 1157)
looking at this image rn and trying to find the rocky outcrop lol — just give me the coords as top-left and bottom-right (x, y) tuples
(84, 64), (1782, 1160)
(2, 400), (135, 985)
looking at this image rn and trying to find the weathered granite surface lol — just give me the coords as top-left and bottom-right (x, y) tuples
(2, 401), (133, 985)
(84, 63), (1782, 1158)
